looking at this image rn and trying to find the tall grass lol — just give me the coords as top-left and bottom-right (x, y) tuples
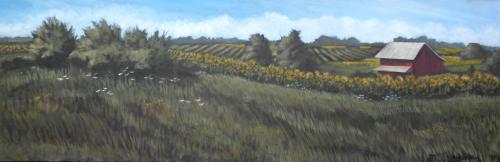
(1, 68), (500, 161)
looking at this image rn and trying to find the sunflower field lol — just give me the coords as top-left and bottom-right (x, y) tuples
(170, 50), (500, 99)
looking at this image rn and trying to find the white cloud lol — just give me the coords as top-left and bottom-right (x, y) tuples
(0, 4), (499, 46)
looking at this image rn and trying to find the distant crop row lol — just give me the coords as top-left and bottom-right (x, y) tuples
(171, 44), (378, 63)
(308, 46), (375, 62)
(0, 44), (28, 54)
(170, 44), (247, 59)
(171, 50), (500, 99)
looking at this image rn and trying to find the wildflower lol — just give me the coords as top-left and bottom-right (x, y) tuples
(195, 98), (202, 102)
(106, 91), (114, 95)
(118, 73), (123, 76)
(198, 102), (205, 106)
(179, 99), (185, 103)
(96, 90), (101, 93)
(185, 100), (192, 104)
(92, 76), (98, 79)
(130, 78), (135, 81)
(57, 77), (64, 81)
(170, 77), (180, 83)
(103, 87), (107, 90)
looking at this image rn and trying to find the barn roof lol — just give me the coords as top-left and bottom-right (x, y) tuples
(374, 65), (412, 73)
(375, 42), (444, 60)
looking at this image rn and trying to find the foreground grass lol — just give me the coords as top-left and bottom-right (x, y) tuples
(1, 68), (500, 161)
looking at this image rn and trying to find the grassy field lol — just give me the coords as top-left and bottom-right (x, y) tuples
(1, 67), (500, 161)
(436, 47), (465, 56)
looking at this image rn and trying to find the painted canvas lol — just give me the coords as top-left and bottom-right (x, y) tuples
(1, 0), (500, 161)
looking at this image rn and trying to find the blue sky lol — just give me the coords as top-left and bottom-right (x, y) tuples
(0, 0), (499, 45)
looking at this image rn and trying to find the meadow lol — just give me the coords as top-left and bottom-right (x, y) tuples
(1, 67), (500, 161)
(1, 40), (499, 161)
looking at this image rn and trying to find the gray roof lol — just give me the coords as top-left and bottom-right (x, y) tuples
(375, 42), (443, 60)
(374, 65), (412, 73)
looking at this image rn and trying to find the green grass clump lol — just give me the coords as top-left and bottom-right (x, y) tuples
(1, 68), (500, 161)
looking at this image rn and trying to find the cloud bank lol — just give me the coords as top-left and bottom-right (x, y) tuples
(0, 4), (499, 46)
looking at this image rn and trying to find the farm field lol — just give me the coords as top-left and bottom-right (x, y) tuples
(170, 43), (379, 63)
(1, 67), (500, 161)
(171, 43), (478, 75)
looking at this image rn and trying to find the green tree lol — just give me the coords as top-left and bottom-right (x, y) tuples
(124, 27), (148, 49)
(30, 17), (76, 67)
(461, 43), (491, 60)
(243, 33), (273, 66)
(69, 19), (124, 71)
(78, 19), (122, 49)
(147, 31), (175, 73)
(123, 27), (150, 69)
(480, 51), (500, 76)
(275, 30), (317, 71)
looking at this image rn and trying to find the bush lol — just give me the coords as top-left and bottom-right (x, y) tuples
(30, 17), (76, 68)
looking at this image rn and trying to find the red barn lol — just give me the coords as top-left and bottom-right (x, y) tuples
(374, 42), (445, 77)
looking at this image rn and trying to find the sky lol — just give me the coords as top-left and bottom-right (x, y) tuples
(0, 0), (499, 46)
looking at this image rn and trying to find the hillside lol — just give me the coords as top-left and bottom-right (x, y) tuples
(1, 68), (500, 161)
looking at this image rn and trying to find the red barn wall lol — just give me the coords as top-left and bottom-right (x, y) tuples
(379, 59), (414, 77)
(413, 45), (445, 76)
